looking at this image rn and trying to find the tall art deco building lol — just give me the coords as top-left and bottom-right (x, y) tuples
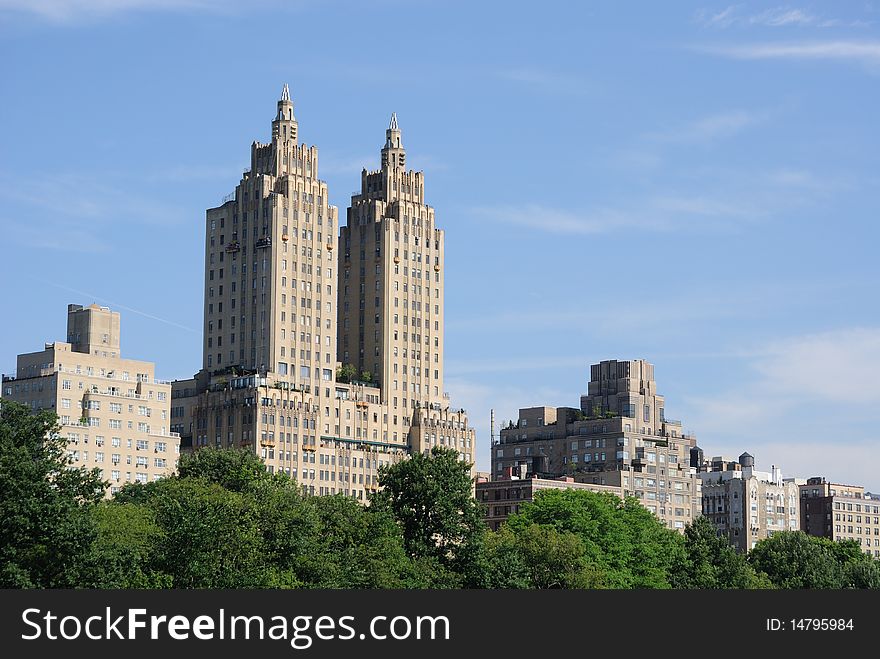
(171, 86), (475, 498)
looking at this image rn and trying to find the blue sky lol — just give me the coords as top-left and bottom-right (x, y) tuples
(1, 1), (879, 487)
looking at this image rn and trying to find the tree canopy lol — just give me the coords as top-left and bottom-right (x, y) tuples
(370, 446), (485, 581)
(0, 401), (105, 587)
(2, 402), (878, 590)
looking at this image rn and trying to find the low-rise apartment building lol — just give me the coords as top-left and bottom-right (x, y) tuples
(477, 474), (623, 531)
(2, 304), (179, 496)
(699, 452), (801, 552)
(800, 476), (880, 558)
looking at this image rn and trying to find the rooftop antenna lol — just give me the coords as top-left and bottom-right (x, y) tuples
(490, 408), (495, 446)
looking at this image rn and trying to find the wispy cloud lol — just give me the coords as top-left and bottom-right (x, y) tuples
(750, 328), (880, 404)
(0, 0), (295, 23)
(445, 376), (571, 471)
(682, 327), (880, 488)
(750, 7), (817, 27)
(700, 40), (880, 66)
(0, 171), (189, 228)
(469, 205), (638, 236)
(0, 170), (193, 254)
(446, 280), (813, 336)
(318, 153), (374, 176)
(696, 6), (868, 29)
(446, 355), (592, 377)
(647, 110), (763, 145)
(39, 279), (198, 334)
(699, 5), (740, 28)
(497, 67), (591, 96)
(469, 192), (766, 237)
(146, 163), (244, 183)
(4, 222), (111, 254)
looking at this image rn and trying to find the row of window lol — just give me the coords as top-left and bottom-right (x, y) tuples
(835, 525), (880, 536)
(65, 434), (169, 452)
(67, 450), (168, 468)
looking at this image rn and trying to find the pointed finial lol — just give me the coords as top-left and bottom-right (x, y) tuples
(281, 83), (290, 102)
(389, 112), (398, 131)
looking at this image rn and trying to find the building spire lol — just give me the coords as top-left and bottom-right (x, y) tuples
(272, 83), (297, 146)
(381, 113), (405, 169)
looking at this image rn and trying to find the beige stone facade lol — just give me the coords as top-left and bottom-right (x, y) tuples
(699, 453), (801, 552)
(800, 477), (880, 558)
(492, 359), (701, 532)
(339, 113), (473, 461)
(2, 304), (179, 496)
(171, 87), (474, 496)
(477, 476), (623, 531)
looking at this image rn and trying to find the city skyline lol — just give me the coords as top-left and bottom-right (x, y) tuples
(2, 1), (879, 486)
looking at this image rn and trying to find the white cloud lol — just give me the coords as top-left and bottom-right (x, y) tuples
(317, 153), (375, 177)
(752, 328), (880, 403)
(648, 110), (762, 145)
(681, 327), (880, 488)
(754, 441), (880, 490)
(697, 5), (741, 29)
(0, 172), (189, 228)
(696, 6), (868, 29)
(0, 0), (304, 22)
(445, 376), (571, 472)
(0, 0), (218, 21)
(497, 68), (590, 96)
(5, 222), (110, 254)
(468, 191), (766, 237)
(652, 194), (761, 217)
(39, 280), (199, 334)
(470, 204), (673, 236)
(446, 355), (591, 377)
(146, 164), (244, 183)
(766, 168), (814, 186)
(750, 7), (817, 27)
(701, 40), (880, 65)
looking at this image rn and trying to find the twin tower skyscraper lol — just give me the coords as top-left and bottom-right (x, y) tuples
(170, 86), (475, 496)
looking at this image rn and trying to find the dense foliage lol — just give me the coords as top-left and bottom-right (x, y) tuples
(0, 402), (104, 587)
(2, 401), (878, 589)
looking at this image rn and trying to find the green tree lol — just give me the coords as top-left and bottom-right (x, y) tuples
(0, 401), (105, 587)
(843, 559), (880, 589)
(372, 446), (485, 576)
(249, 478), (321, 586)
(305, 494), (418, 588)
(670, 516), (770, 588)
(336, 363), (357, 384)
(485, 522), (607, 588)
(820, 537), (880, 589)
(83, 502), (171, 588)
(749, 531), (843, 589)
(823, 537), (867, 566)
(116, 477), (278, 588)
(505, 489), (685, 588)
(176, 446), (280, 493)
